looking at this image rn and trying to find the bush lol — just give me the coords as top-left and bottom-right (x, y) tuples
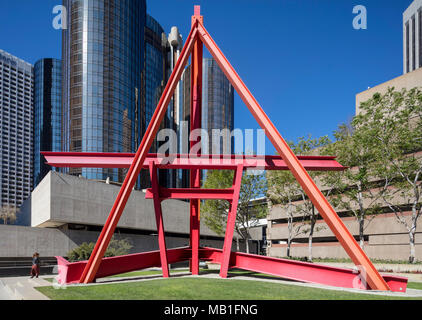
(67, 236), (133, 262)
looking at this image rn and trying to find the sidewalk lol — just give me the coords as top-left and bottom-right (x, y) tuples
(0, 276), (51, 300)
(316, 262), (422, 282)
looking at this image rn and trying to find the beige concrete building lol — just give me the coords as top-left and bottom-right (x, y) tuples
(267, 60), (422, 262)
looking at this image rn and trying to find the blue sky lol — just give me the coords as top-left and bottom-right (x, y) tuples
(0, 0), (413, 155)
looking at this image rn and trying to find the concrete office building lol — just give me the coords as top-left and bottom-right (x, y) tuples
(2, 171), (257, 263)
(33, 58), (62, 188)
(0, 49), (34, 209)
(267, 62), (422, 262)
(403, 0), (422, 73)
(61, 0), (146, 184)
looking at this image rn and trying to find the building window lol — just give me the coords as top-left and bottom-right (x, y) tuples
(412, 15), (416, 71)
(406, 21), (410, 73)
(419, 9), (422, 68)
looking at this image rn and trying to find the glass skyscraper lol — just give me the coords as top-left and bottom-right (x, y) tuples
(145, 14), (167, 130)
(182, 57), (235, 187)
(62, 0), (146, 183)
(33, 58), (62, 187)
(183, 58), (234, 154)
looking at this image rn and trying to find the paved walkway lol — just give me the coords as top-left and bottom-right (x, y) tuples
(0, 276), (51, 300)
(1, 269), (422, 300)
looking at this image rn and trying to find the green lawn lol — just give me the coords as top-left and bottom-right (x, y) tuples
(407, 282), (422, 290)
(36, 275), (422, 300)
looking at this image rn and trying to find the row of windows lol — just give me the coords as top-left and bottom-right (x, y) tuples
(405, 8), (422, 73)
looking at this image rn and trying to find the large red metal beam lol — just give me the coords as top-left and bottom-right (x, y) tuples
(77, 23), (199, 284)
(196, 21), (391, 291)
(220, 165), (244, 278)
(149, 162), (170, 278)
(56, 247), (192, 285)
(145, 188), (235, 201)
(189, 7), (203, 276)
(42, 152), (346, 171)
(198, 248), (408, 293)
(55, 247), (407, 293)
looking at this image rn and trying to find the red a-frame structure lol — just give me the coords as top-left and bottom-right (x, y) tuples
(45, 7), (407, 292)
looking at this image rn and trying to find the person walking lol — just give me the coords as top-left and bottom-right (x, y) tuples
(30, 252), (40, 278)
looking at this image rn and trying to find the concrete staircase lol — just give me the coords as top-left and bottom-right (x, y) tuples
(0, 277), (50, 300)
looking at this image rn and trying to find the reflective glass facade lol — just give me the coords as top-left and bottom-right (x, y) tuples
(182, 58), (234, 187)
(62, 0), (146, 183)
(145, 14), (167, 128)
(183, 58), (234, 153)
(33, 58), (62, 187)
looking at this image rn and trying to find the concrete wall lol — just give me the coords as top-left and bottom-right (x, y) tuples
(356, 67), (422, 115)
(31, 172), (219, 238)
(0, 224), (230, 258)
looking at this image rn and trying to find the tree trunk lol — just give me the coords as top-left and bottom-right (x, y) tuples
(409, 207), (418, 263)
(287, 237), (291, 258)
(359, 217), (365, 249)
(308, 206), (315, 262)
(236, 237), (240, 252)
(409, 231), (416, 264)
(245, 237), (249, 254)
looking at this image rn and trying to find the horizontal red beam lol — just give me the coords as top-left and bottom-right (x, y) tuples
(145, 188), (235, 201)
(42, 152), (346, 171)
(198, 247), (407, 293)
(55, 247), (407, 292)
(56, 247), (192, 284)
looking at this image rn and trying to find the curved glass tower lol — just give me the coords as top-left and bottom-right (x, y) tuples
(145, 14), (167, 128)
(62, 0), (146, 182)
(183, 58), (234, 154)
(33, 58), (62, 187)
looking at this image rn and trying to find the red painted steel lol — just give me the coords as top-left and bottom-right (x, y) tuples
(145, 188), (235, 201)
(54, 247), (407, 293)
(42, 152), (346, 171)
(149, 162), (170, 278)
(220, 165), (244, 278)
(189, 8), (203, 276)
(196, 21), (390, 291)
(56, 247), (192, 284)
(46, 7), (406, 292)
(78, 24), (199, 284)
(198, 248), (408, 292)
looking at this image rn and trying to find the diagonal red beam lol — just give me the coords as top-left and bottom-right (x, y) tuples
(196, 21), (390, 291)
(78, 23), (199, 284)
(41, 152), (346, 171)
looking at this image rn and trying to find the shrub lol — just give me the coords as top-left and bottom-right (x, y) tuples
(67, 236), (133, 262)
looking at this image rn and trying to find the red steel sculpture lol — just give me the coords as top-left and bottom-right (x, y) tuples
(44, 7), (407, 292)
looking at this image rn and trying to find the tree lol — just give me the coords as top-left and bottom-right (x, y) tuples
(67, 236), (133, 262)
(323, 120), (386, 249)
(0, 205), (19, 225)
(267, 136), (330, 260)
(354, 88), (422, 263)
(201, 169), (267, 254)
(267, 170), (306, 257)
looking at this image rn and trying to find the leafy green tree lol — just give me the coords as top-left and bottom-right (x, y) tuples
(353, 88), (422, 263)
(323, 120), (386, 249)
(202, 169), (267, 253)
(267, 136), (330, 260)
(67, 236), (133, 262)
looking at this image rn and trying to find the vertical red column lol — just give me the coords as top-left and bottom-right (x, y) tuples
(189, 6), (203, 275)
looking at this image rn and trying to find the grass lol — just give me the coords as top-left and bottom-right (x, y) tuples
(285, 256), (422, 265)
(36, 270), (422, 301)
(407, 282), (422, 290)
